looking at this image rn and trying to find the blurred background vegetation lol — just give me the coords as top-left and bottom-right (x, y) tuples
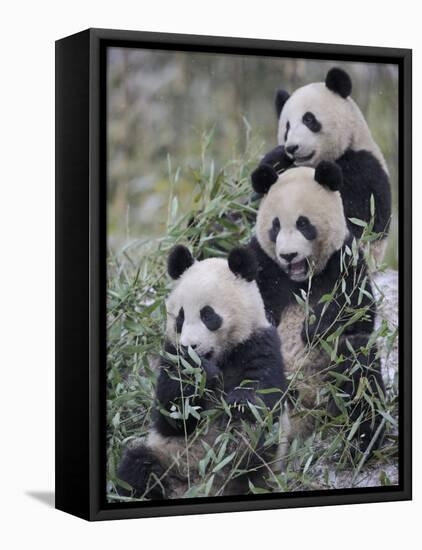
(107, 48), (398, 267)
(106, 50), (399, 498)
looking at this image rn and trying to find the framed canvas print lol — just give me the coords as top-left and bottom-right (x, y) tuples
(55, 28), (412, 521)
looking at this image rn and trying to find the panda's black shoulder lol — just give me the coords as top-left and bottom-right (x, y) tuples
(336, 149), (388, 181)
(314, 234), (367, 281)
(225, 325), (287, 390)
(224, 324), (281, 369)
(311, 237), (375, 330)
(336, 149), (391, 234)
(237, 325), (281, 356)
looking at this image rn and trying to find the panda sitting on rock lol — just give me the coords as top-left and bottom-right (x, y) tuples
(117, 245), (290, 499)
(249, 160), (386, 453)
(251, 67), (391, 267)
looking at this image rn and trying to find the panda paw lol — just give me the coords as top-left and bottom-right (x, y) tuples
(180, 347), (221, 382)
(251, 146), (294, 194)
(199, 356), (221, 381)
(251, 163), (279, 195)
(260, 145), (293, 170)
(225, 389), (257, 418)
(117, 444), (166, 500)
(347, 417), (385, 460)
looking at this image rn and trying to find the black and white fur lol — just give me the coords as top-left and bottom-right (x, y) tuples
(117, 246), (290, 499)
(251, 68), (391, 267)
(250, 162), (385, 452)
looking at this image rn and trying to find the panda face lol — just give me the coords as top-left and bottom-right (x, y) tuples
(267, 213), (316, 282)
(166, 258), (268, 360)
(278, 83), (355, 167)
(256, 167), (348, 280)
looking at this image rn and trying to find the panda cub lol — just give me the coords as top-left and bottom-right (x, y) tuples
(249, 161), (385, 452)
(251, 67), (391, 267)
(117, 245), (289, 499)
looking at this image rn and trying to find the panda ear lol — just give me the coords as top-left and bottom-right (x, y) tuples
(167, 245), (194, 279)
(228, 247), (258, 282)
(314, 161), (343, 192)
(275, 89), (290, 118)
(325, 68), (352, 99)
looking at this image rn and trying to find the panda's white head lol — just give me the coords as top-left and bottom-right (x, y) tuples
(256, 161), (348, 281)
(165, 246), (269, 360)
(276, 68), (358, 167)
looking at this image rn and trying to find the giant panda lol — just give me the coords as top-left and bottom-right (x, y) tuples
(251, 68), (392, 267)
(249, 160), (386, 453)
(117, 245), (290, 499)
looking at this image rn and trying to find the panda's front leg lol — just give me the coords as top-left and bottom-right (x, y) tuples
(251, 145), (294, 196)
(327, 336), (386, 454)
(117, 441), (167, 500)
(224, 386), (261, 422)
(155, 346), (222, 436)
(226, 387), (256, 410)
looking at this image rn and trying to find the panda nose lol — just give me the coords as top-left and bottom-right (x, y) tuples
(181, 344), (197, 351)
(280, 252), (298, 262)
(286, 144), (299, 155)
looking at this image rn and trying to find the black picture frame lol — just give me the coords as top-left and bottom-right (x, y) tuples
(55, 28), (412, 521)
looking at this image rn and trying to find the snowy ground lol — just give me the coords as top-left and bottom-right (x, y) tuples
(373, 269), (399, 394)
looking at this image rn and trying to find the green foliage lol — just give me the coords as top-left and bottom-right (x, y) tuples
(107, 131), (260, 499)
(107, 132), (398, 502)
(108, 52), (399, 268)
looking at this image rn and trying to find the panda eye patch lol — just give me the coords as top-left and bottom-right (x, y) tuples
(175, 307), (184, 333)
(269, 217), (281, 243)
(200, 305), (223, 331)
(284, 121), (290, 142)
(296, 215), (317, 240)
(302, 111), (322, 133)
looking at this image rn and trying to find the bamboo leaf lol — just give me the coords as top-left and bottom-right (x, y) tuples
(349, 217), (367, 228)
(212, 451), (236, 473)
